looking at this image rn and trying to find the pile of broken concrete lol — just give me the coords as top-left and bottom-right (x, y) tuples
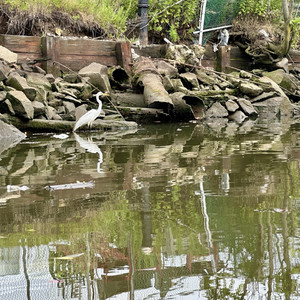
(1, 44), (300, 134)
(126, 44), (300, 124)
(0, 45), (136, 133)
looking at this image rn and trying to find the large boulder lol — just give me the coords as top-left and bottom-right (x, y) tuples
(225, 99), (239, 113)
(6, 72), (38, 101)
(180, 72), (200, 90)
(250, 91), (279, 103)
(258, 76), (294, 116)
(239, 82), (263, 97)
(46, 106), (62, 120)
(0, 119), (25, 139)
(78, 62), (111, 93)
(263, 69), (298, 93)
(154, 60), (178, 78)
(0, 46), (17, 63)
(237, 98), (258, 116)
(206, 102), (228, 118)
(25, 73), (51, 102)
(32, 101), (46, 118)
(252, 96), (293, 118)
(258, 76), (287, 97)
(0, 91), (6, 102)
(0, 99), (15, 115)
(6, 91), (34, 120)
(26, 73), (52, 91)
(196, 69), (218, 86)
(6, 72), (29, 90)
(0, 60), (10, 81)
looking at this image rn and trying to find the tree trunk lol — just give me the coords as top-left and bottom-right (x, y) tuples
(281, 0), (294, 55)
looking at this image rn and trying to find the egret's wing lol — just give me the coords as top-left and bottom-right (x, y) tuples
(73, 109), (97, 131)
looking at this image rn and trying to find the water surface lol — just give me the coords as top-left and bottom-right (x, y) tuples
(0, 119), (300, 299)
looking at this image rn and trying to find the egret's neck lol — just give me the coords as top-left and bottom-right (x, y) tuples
(96, 97), (102, 112)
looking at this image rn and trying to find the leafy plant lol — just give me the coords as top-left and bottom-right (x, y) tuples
(290, 16), (300, 49)
(238, 0), (282, 17)
(148, 0), (200, 43)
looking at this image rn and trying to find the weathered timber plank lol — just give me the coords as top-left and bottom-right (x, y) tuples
(132, 44), (167, 58)
(17, 53), (43, 62)
(0, 35), (41, 54)
(116, 41), (132, 73)
(59, 54), (116, 62)
(58, 55), (117, 70)
(41, 36), (61, 76)
(58, 39), (116, 56)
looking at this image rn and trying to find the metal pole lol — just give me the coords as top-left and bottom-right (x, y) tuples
(138, 0), (149, 46)
(198, 0), (208, 45)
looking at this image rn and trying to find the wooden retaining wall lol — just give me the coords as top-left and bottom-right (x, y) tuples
(1, 34), (299, 75)
(0, 34), (131, 75)
(0, 35), (42, 62)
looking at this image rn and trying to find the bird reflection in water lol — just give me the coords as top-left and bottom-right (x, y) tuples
(74, 133), (103, 173)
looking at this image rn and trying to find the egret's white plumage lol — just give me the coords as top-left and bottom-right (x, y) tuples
(73, 92), (107, 132)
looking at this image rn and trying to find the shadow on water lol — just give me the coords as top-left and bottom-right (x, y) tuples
(0, 118), (300, 299)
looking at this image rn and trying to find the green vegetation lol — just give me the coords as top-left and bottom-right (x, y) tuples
(148, 0), (199, 42)
(0, 0), (299, 48)
(238, 0), (282, 17)
(0, 0), (136, 37)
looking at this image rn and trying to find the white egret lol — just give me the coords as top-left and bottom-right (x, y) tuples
(73, 91), (108, 132)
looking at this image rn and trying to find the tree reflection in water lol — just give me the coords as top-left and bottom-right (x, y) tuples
(0, 120), (299, 299)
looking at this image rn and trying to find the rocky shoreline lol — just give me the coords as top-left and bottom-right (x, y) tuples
(1, 44), (300, 137)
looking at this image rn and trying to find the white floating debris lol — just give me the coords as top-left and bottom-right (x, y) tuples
(7, 185), (29, 192)
(45, 180), (95, 191)
(53, 133), (69, 139)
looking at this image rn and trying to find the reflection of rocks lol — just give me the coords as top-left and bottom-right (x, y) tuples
(0, 119), (26, 155)
(0, 119), (298, 228)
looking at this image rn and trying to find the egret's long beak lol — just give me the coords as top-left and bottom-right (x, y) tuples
(102, 93), (110, 97)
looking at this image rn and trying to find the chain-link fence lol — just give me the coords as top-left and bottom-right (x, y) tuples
(204, 0), (239, 30)
(200, 0), (239, 45)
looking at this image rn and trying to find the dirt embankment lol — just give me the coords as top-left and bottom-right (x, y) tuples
(0, 5), (107, 38)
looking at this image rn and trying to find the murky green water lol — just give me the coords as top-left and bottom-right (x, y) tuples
(0, 119), (300, 299)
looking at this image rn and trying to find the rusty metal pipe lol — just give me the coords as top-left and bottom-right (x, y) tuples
(138, 0), (149, 46)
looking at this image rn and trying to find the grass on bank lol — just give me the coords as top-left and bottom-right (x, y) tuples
(1, 0), (137, 38)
